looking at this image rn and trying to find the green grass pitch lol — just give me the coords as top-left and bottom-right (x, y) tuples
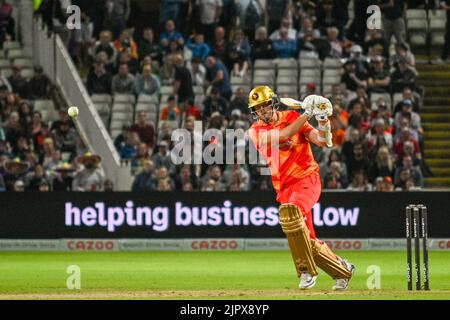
(0, 251), (449, 299)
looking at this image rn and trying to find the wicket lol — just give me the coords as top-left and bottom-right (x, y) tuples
(406, 204), (430, 291)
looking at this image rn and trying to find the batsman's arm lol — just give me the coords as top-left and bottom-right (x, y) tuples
(259, 113), (311, 147)
(307, 120), (333, 148)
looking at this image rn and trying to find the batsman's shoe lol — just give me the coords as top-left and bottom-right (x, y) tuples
(332, 260), (355, 291)
(299, 273), (317, 290)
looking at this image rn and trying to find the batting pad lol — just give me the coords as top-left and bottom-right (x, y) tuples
(310, 239), (353, 279)
(279, 204), (318, 277)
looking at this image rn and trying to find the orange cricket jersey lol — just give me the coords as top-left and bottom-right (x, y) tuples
(249, 110), (320, 193)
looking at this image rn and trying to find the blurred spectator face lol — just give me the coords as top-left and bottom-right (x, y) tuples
(329, 150), (340, 162)
(143, 160), (154, 173)
(185, 118), (195, 131)
(375, 177), (383, 191)
(34, 164), (44, 178)
(210, 166), (221, 180)
(378, 146), (390, 162)
(143, 28), (154, 41)
(169, 41), (178, 53)
(51, 150), (60, 161)
(395, 44), (407, 57)
(405, 178), (415, 190)
(167, 97), (176, 109)
(327, 27), (339, 41)
(137, 143), (148, 156)
(156, 167), (169, 180)
(403, 155), (413, 169)
(303, 17), (313, 31)
(233, 30), (244, 43)
(118, 64), (129, 76)
(17, 137), (29, 151)
(279, 27), (289, 40)
(96, 51), (109, 64)
(350, 129), (360, 142)
(119, 51), (131, 63)
(205, 179), (217, 191)
(94, 61), (105, 73)
(331, 84), (342, 95)
(403, 88), (413, 100)
(372, 58), (384, 72)
(402, 101), (413, 113)
(255, 27), (267, 41)
(353, 171), (365, 186)
(137, 111), (148, 125)
(195, 34), (205, 44)
(356, 86), (366, 98)
(43, 138), (54, 153)
(400, 117), (410, 129)
(165, 20), (175, 33)
(182, 182), (193, 191)
(157, 179), (171, 191)
(12, 65), (22, 77)
(400, 168), (411, 182)
(345, 61), (356, 72)
(180, 166), (190, 180)
(119, 30), (131, 42)
(215, 26), (225, 40)
(374, 118), (385, 133)
(281, 18), (290, 29)
(330, 161), (341, 175)
(325, 175), (339, 189)
(104, 180), (114, 191)
(398, 60), (408, 71)
(352, 144), (364, 160)
(234, 87), (245, 100)
(142, 64), (152, 78)
(141, 56), (152, 67)
(83, 157), (95, 169)
(210, 89), (220, 101)
(19, 102), (31, 115)
(205, 56), (216, 68)
(9, 111), (19, 125)
(403, 141), (414, 155)
(352, 102), (363, 115)
(14, 180), (25, 192)
(128, 131), (141, 145)
(100, 31), (110, 43)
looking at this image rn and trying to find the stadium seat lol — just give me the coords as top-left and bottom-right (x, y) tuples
(428, 9), (446, 20)
(431, 33), (445, 45)
(274, 58), (298, 70)
(278, 69), (297, 77)
(299, 58), (321, 69)
(253, 69), (275, 79)
(0, 68), (11, 78)
(254, 59), (275, 69)
(0, 59), (10, 68)
(112, 103), (133, 113)
(34, 99), (55, 113)
(300, 69), (321, 77)
(158, 120), (179, 130)
(3, 41), (20, 50)
(407, 19), (428, 31)
(406, 9), (426, 20)
(323, 58), (342, 69)
(94, 103), (111, 115)
(276, 75), (298, 85)
(113, 94), (135, 104)
(276, 85), (297, 96)
(409, 33), (427, 46)
(160, 85), (174, 95)
(392, 93), (404, 106)
(13, 58), (33, 68)
(7, 48), (27, 60)
(21, 68), (34, 79)
(430, 19), (446, 31)
(192, 86), (204, 95)
(111, 111), (133, 122)
(91, 94), (112, 104)
(137, 93), (159, 104)
(135, 102), (158, 113)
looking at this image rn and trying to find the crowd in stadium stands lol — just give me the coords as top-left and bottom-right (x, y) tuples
(0, 0), (436, 192)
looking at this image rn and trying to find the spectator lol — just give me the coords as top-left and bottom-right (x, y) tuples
(174, 164), (199, 190)
(347, 170), (372, 191)
(140, 55), (161, 76)
(272, 27), (298, 59)
(251, 26), (275, 61)
(226, 29), (251, 77)
(131, 142), (151, 174)
(52, 121), (78, 161)
(205, 55), (231, 100)
(394, 100), (422, 135)
(380, 175), (394, 192)
(269, 17), (297, 41)
(73, 152), (105, 191)
(160, 19), (184, 53)
(298, 31), (320, 60)
(154, 166), (174, 190)
(298, 16), (321, 40)
(341, 59), (367, 95)
(134, 64), (161, 96)
(160, 0), (181, 25)
(151, 140), (174, 172)
(95, 51), (115, 74)
(393, 87), (420, 114)
(50, 110), (74, 132)
(17, 101), (33, 134)
(103, 0), (131, 39)
(201, 165), (225, 191)
(28, 65), (53, 99)
(211, 26), (227, 61)
(3, 158), (29, 191)
(349, 45), (370, 76)
(131, 159), (155, 191)
(316, 0), (349, 39)
(267, 0), (288, 35)
(31, 111), (51, 154)
(116, 50), (139, 75)
(26, 164), (48, 191)
(368, 117), (393, 154)
(439, 0), (450, 63)
(0, 72), (11, 92)
(364, 28), (389, 59)
(93, 30), (117, 65)
(390, 58), (418, 93)
(186, 33), (211, 62)
(326, 26), (343, 58)
(184, 97), (202, 120)
(119, 131), (140, 160)
(71, 0), (95, 68)
(37, 178), (50, 192)
(368, 145), (395, 183)
(202, 87), (228, 119)
(114, 124), (129, 152)
(174, 54), (194, 115)
(223, 163), (250, 190)
(367, 55), (391, 94)
(346, 143), (370, 179)
(379, 0), (407, 48)
(348, 85), (371, 112)
(86, 60), (112, 95)
(0, 0), (14, 45)
(394, 155), (423, 188)
(160, 95), (181, 121)
(137, 27), (162, 64)
(394, 129), (421, 161)
(320, 150), (348, 184)
(130, 111), (155, 148)
(111, 63), (135, 94)
(195, 0), (222, 42)
(3, 112), (26, 150)
(187, 57), (207, 87)
(8, 65), (30, 99)
(391, 42), (415, 68)
(229, 87), (248, 117)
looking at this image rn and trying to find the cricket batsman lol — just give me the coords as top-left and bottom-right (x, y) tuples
(248, 86), (355, 290)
